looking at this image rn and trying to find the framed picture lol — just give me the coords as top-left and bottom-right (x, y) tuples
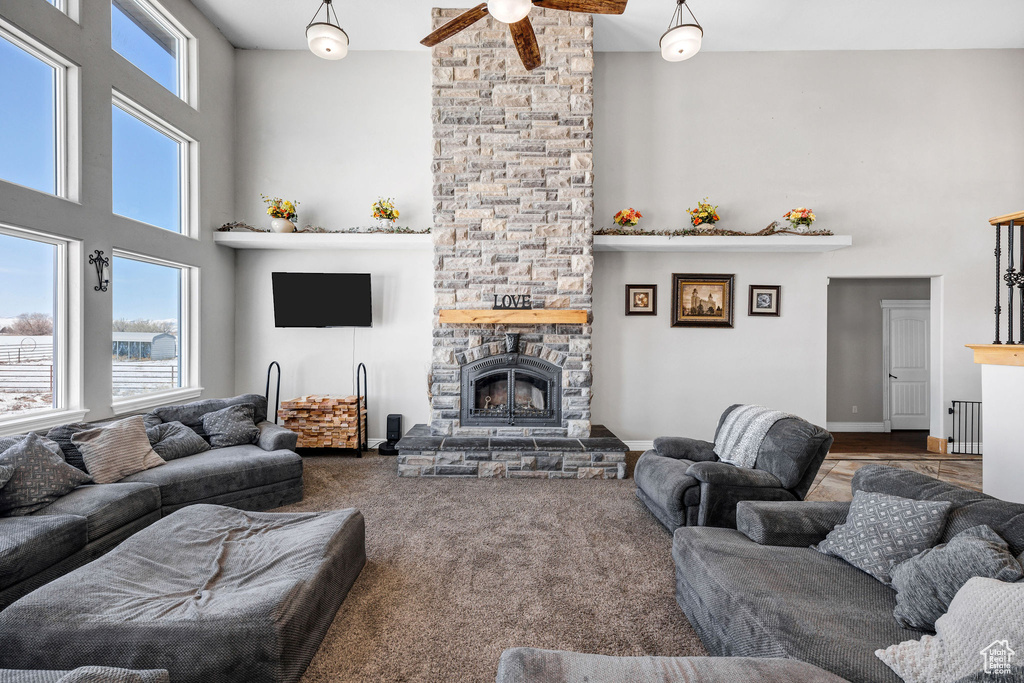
(625, 284), (657, 316)
(748, 285), (781, 317)
(671, 274), (734, 328)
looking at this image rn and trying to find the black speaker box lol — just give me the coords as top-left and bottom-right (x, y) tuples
(379, 414), (402, 455)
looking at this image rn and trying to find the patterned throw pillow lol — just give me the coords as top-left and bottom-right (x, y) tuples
(0, 433), (92, 516)
(891, 525), (1023, 631)
(202, 404), (260, 448)
(816, 490), (952, 584)
(146, 421), (211, 461)
(876, 578), (1024, 682)
(0, 464), (13, 490)
(46, 423), (94, 472)
(72, 416), (166, 484)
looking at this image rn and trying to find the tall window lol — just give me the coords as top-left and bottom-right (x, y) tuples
(0, 31), (60, 195)
(0, 227), (65, 420)
(112, 253), (191, 400)
(112, 96), (191, 234)
(111, 0), (187, 99)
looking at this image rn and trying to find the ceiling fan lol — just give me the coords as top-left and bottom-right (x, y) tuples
(421, 0), (627, 71)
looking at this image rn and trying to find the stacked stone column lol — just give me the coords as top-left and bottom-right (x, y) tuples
(429, 7), (595, 438)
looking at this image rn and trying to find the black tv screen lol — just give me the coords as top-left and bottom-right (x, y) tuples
(272, 273), (373, 328)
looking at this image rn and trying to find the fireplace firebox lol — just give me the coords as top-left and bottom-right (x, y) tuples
(460, 336), (561, 428)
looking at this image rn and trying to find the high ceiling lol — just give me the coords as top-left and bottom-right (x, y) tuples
(189, 0), (1024, 53)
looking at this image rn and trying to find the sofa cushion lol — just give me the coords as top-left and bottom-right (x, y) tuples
(876, 578), (1024, 683)
(72, 417), (165, 485)
(146, 421), (210, 461)
(119, 446), (302, 507)
(890, 525), (1023, 631)
(0, 434), (92, 517)
(33, 483), (161, 542)
(0, 514), (87, 590)
(852, 464), (1024, 554)
(816, 490), (952, 584)
(45, 424), (93, 472)
(147, 394), (268, 439)
(756, 417), (832, 490)
(202, 405), (259, 448)
(673, 526), (922, 683)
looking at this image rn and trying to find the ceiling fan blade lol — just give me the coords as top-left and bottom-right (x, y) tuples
(533, 0), (627, 14)
(421, 3), (489, 47)
(509, 17), (542, 71)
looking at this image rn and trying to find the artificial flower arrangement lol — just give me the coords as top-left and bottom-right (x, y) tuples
(261, 195), (299, 221)
(613, 208), (643, 228)
(687, 198), (720, 227)
(783, 207), (816, 228)
(372, 197), (400, 223)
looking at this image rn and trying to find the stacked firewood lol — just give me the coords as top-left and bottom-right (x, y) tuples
(278, 395), (365, 449)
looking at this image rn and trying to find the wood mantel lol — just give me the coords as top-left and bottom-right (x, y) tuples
(967, 344), (1024, 367)
(438, 309), (588, 325)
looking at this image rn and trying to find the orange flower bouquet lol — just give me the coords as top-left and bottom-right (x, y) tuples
(372, 198), (400, 223)
(783, 207), (816, 228)
(261, 195), (299, 221)
(687, 198), (719, 227)
(613, 208), (643, 228)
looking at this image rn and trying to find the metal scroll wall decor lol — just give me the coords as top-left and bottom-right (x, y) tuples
(90, 250), (109, 292)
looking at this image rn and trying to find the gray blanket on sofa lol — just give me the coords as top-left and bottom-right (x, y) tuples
(714, 405), (790, 468)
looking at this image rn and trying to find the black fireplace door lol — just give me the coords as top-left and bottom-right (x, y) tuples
(461, 354), (561, 427)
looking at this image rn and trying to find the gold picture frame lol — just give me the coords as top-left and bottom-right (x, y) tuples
(671, 274), (734, 328)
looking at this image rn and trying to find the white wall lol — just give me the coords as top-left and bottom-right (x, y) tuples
(593, 50), (1024, 442)
(233, 50), (433, 230)
(0, 0), (237, 426)
(232, 249), (432, 441)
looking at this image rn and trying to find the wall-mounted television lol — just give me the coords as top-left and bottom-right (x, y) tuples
(272, 272), (373, 328)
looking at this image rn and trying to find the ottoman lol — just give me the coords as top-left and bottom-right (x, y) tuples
(0, 504), (366, 683)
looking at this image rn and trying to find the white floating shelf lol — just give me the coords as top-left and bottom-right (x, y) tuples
(593, 234), (852, 253)
(213, 232), (432, 251)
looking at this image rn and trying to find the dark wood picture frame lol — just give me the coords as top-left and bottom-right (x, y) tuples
(625, 284), (658, 316)
(748, 285), (781, 317)
(671, 274), (734, 328)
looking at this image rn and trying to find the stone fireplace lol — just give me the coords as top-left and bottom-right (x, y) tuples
(395, 6), (626, 478)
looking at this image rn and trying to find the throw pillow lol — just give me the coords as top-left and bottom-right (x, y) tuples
(72, 416), (166, 484)
(55, 666), (163, 683)
(0, 464), (13, 490)
(0, 433), (92, 516)
(146, 421), (211, 461)
(876, 578), (1024, 683)
(0, 435), (23, 454)
(891, 525), (1023, 631)
(46, 423), (94, 472)
(201, 404), (260, 448)
(816, 490), (952, 584)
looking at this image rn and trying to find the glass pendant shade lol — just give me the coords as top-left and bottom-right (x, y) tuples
(660, 23), (702, 61)
(487, 0), (533, 24)
(306, 22), (349, 60)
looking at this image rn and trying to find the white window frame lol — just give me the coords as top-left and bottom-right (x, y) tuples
(110, 0), (193, 105)
(110, 249), (201, 415)
(0, 21), (81, 203)
(0, 223), (86, 437)
(46, 0), (81, 23)
(112, 91), (198, 239)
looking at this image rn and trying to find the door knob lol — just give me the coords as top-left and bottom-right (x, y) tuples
(889, 373), (898, 379)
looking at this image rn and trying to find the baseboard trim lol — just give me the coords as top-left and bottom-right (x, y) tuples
(623, 440), (654, 451)
(826, 422), (886, 433)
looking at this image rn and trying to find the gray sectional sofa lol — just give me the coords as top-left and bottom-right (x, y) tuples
(673, 464), (1024, 683)
(0, 394), (302, 610)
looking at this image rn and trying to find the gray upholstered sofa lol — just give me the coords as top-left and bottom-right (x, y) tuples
(0, 394), (302, 610)
(634, 405), (832, 530)
(495, 648), (849, 682)
(673, 464), (1024, 683)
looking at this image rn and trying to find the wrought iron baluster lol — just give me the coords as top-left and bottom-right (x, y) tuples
(1008, 226), (1016, 344)
(1017, 221), (1023, 345)
(995, 224), (1002, 344)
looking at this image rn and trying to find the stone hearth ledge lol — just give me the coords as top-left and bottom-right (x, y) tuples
(395, 424), (628, 479)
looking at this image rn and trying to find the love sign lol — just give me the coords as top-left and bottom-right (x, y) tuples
(492, 294), (532, 310)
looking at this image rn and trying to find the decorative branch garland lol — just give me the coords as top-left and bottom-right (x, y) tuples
(594, 221), (834, 237)
(218, 222), (431, 235)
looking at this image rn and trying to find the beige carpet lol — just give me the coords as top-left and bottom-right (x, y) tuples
(282, 453), (706, 683)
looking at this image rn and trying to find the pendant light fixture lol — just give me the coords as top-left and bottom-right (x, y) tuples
(306, 0), (349, 60)
(660, 0), (702, 62)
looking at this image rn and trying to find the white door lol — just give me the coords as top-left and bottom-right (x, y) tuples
(883, 302), (930, 430)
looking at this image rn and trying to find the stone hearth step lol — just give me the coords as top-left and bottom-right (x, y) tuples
(395, 425), (628, 480)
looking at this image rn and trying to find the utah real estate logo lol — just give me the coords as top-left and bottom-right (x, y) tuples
(981, 640), (1016, 676)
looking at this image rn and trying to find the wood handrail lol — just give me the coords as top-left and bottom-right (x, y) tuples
(989, 210), (1024, 226)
